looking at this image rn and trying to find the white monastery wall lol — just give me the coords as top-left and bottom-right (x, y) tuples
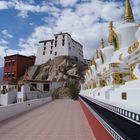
(35, 33), (83, 65)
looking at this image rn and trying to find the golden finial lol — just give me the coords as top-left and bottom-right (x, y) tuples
(101, 38), (105, 49)
(91, 57), (97, 70)
(124, 0), (134, 23)
(108, 21), (113, 45)
(109, 21), (113, 30)
(96, 48), (99, 59)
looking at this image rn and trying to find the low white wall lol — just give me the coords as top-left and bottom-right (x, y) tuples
(0, 92), (17, 106)
(0, 96), (52, 122)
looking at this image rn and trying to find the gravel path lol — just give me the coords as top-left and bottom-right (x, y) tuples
(0, 99), (96, 140)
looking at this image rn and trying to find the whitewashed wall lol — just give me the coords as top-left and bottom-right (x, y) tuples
(0, 96), (52, 122)
(35, 33), (84, 65)
(116, 23), (138, 48)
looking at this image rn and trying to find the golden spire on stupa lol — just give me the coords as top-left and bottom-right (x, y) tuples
(96, 48), (99, 59)
(108, 21), (113, 45)
(101, 38), (105, 49)
(124, 0), (134, 23)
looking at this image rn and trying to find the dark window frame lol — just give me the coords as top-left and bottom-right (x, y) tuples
(44, 47), (46, 50)
(122, 92), (127, 100)
(30, 83), (37, 91)
(43, 84), (50, 91)
(43, 51), (45, 55)
(55, 52), (57, 55)
(62, 35), (65, 38)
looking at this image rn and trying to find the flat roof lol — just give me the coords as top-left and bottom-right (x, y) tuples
(39, 39), (54, 44)
(54, 32), (71, 37)
(38, 32), (83, 48)
(4, 54), (36, 60)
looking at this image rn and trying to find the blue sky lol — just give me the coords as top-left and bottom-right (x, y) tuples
(0, 0), (140, 66)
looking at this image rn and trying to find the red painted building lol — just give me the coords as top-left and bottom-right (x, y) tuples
(3, 54), (35, 83)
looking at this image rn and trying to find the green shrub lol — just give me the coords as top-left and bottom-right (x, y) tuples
(69, 82), (80, 100)
(51, 92), (59, 100)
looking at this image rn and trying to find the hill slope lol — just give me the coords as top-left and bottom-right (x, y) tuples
(33, 56), (87, 82)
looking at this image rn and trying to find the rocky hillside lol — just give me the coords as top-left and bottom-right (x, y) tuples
(33, 56), (87, 82)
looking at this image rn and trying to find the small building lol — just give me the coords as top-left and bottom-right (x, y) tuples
(17, 80), (63, 103)
(0, 81), (17, 106)
(3, 54), (35, 83)
(35, 32), (84, 65)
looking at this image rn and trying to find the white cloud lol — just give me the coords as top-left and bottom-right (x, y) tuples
(0, 0), (60, 18)
(11, 0), (60, 18)
(0, 1), (15, 10)
(0, 39), (8, 67)
(0, 1), (10, 10)
(17, 26), (54, 56)
(132, 1), (140, 21)
(59, 0), (78, 7)
(0, 31), (13, 66)
(1, 30), (13, 38)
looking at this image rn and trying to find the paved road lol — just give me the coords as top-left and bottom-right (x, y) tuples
(0, 99), (96, 140)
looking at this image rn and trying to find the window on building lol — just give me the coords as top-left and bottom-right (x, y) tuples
(44, 41), (46, 45)
(62, 39), (65, 46)
(55, 52), (57, 56)
(51, 40), (53, 45)
(8, 74), (11, 77)
(7, 62), (10, 67)
(55, 40), (57, 47)
(69, 47), (71, 51)
(30, 83), (37, 91)
(122, 92), (127, 100)
(43, 84), (50, 91)
(43, 51), (45, 55)
(50, 51), (52, 54)
(18, 85), (21, 92)
(9, 62), (11, 66)
(63, 35), (65, 38)
(11, 61), (15, 66)
(51, 46), (53, 49)
(44, 47), (46, 50)
(55, 36), (57, 40)
(12, 73), (15, 78)
(4, 73), (7, 77)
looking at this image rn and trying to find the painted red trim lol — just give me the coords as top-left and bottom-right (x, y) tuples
(80, 99), (113, 140)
